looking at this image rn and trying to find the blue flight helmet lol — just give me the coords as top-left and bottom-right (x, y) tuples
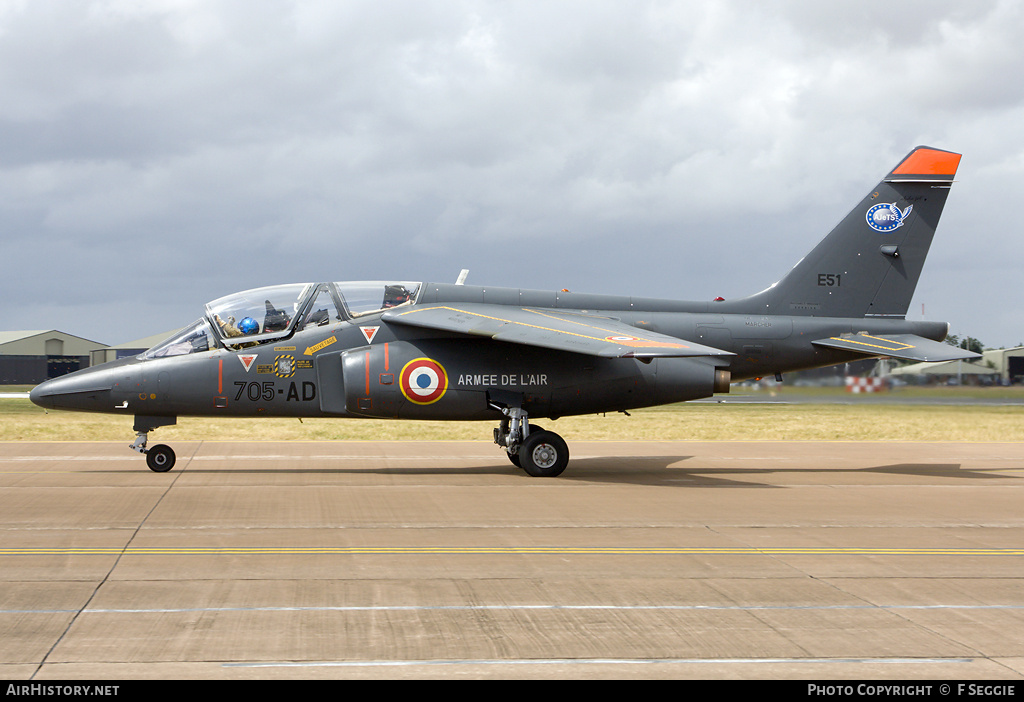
(238, 317), (259, 335)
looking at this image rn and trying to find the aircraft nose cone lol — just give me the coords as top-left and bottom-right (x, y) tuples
(29, 382), (53, 409)
(29, 371), (115, 412)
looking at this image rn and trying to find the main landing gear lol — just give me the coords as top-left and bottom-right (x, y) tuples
(493, 407), (569, 478)
(130, 416), (178, 472)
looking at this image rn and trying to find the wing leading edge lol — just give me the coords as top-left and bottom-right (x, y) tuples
(383, 304), (733, 359)
(812, 333), (981, 362)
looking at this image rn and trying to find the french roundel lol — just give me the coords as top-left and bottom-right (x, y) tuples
(399, 358), (449, 405)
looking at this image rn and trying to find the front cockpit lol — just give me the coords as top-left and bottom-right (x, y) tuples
(144, 281), (421, 359)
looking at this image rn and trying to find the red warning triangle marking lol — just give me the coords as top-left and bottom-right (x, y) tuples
(238, 354), (258, 372)
(360, 326), (380, 344)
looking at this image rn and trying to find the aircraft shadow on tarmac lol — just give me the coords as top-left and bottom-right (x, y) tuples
(548, 458), (1011, 487)
(157, 456), (1016, 489)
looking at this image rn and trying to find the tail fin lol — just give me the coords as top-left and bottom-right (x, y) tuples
(740, 146), (961, 318)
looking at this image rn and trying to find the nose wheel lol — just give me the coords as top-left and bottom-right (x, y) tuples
(129, 416), (179, 472)
(145, 444), (176, 472)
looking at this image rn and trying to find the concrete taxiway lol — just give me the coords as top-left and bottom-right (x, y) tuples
(1, 439), (1023, 680)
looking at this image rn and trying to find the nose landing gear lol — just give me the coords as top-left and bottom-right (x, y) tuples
(130, 416), (178, 472)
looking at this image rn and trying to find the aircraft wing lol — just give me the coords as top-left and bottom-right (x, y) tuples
(383, 304), (733, 359)
(812, 333), (982, 362)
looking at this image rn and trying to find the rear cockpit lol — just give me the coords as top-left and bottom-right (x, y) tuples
(144, 281), (420, 358)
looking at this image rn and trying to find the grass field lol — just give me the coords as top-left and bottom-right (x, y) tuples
(4, 385), (1024, 443)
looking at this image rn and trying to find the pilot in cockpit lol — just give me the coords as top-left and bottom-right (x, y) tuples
(215, 315), (243, 338)
(215, 315), (260, 346)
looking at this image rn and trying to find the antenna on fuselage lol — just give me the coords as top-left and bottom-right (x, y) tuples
(455, 269), (469, 285)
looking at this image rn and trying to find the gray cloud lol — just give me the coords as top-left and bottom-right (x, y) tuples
(2, 0), (1023, 348)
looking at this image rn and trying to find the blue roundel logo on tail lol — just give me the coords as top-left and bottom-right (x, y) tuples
(866, 202), (913, 233)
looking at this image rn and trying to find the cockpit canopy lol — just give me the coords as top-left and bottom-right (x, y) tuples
(144, 281), (420, 359)
(206, 283), (312, 349)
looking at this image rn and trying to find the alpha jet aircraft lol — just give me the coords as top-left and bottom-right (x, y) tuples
(32, 146), (979, 477)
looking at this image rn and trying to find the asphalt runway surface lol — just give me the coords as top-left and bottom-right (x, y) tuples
(2, 439), (1023, 680)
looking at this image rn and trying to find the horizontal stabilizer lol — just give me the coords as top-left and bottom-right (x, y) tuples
(384, 303), (734, 359)
(812, 333), (981, 362)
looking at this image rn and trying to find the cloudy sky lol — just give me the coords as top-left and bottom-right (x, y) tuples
(3, 0), (1023, 349)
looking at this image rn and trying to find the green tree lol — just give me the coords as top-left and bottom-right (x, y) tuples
(946, 334), (983, 354)
(960, 337), (984, 354)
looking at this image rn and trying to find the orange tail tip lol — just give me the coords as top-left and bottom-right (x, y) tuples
(890, 146), (961, 178)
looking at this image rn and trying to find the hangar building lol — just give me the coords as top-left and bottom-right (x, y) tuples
(981, 346), (1024, 384)
(89, 330), (179, 366)
(0, 330), (108, 384)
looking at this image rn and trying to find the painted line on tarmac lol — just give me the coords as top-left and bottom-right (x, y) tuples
(3, 454), (1022, 465)
(224, 656), (976, 669)
(0, 455), (502, 462)
(5, 604), (1024, 615)
(3, 547), (1023, 556)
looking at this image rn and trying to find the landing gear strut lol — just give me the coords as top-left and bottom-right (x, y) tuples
(492, 406), (569, 478)
(130, 415), (178, 472)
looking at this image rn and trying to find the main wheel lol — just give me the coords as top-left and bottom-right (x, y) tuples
(517, 430), (569, 477)
(146, 444), (176, 472)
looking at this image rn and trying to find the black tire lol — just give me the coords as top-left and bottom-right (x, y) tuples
(517, 430), (569, 477)
(146, 444), (176, 472)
